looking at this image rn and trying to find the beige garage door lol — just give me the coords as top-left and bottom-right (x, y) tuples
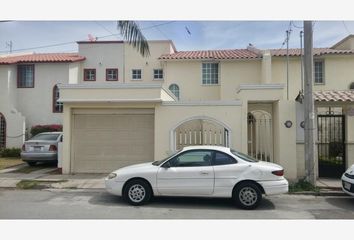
(72, 109), (154, 173)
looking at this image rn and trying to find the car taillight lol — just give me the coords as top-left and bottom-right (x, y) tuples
(272, 169), (284, 176)
(49, 145), (57, 152)
(22, 144), (26, 151)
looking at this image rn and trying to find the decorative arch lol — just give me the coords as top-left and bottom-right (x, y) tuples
(169, 116), (232, 151)
(0, 113), (6, 149)
(248, 110), (273, 162)
(168, 84), (180, 100)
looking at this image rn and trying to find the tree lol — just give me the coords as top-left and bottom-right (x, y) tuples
(117, 21), (150, 57)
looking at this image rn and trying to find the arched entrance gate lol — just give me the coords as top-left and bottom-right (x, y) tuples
(172, 117), (230, 151)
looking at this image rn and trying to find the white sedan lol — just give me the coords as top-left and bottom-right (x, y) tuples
(105, 146), (289, 209)
(342, 164), (354, 196)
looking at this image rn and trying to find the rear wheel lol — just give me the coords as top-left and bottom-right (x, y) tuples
(233, 182), (262, 210)
(26, 161), (37, 166)
(123, 179), (152, 206)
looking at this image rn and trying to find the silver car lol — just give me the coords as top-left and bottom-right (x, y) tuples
(21, 132), (63, 166)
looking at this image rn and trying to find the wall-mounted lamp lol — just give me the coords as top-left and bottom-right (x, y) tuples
(284, 120), (293, 128)
(295, 91), (304, 104)
(300, 121), (305, 129)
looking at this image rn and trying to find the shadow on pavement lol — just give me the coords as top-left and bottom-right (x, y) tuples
(325, 197), (354, 211)
(89, 192), (275, 210)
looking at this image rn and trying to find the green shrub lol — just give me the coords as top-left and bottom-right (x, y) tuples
(30, 124), (62, 136)
(289, 179), (320, 193)
(0, 148), (21, 158)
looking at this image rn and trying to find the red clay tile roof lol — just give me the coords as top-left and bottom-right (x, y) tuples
(270, 48), (354, 57)
(314, 90), (354, 102)
(0, 53), (85, 64)
(159, 49), (260, 60)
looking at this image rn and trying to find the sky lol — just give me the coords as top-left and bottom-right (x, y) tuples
(0, 21), (354, 54)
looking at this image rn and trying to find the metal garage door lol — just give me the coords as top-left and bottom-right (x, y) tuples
(72, 109), (154, 173)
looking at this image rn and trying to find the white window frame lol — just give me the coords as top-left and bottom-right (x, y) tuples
(132, 69), (142, 80)
(169, 84), (180, 100)
(202, 62), (219, 85)
(314, 59), (325, 85)
(153, 69), (164, 80)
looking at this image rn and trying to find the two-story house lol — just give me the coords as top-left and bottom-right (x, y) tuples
(1, 36), (354, 181)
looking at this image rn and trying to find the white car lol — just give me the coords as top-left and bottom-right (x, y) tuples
(105, 146), (289, 209)
(341, 164), (354, 196)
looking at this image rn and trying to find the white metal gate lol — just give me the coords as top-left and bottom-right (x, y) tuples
(0, 113), (6, 149)
(248, 111), (273, 162)
(175, 119), (229, 150)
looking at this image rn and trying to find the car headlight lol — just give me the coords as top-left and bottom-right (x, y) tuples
(107, 173), (117, 180)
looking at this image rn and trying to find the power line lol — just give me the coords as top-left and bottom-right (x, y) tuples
(342, 21), (351, 35)
(0, 21), (177, 54)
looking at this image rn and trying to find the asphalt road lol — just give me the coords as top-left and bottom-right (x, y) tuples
(0, 189), (353, 219)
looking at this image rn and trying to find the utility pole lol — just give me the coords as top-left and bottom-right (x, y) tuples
(286, 30), (290, 100)
(300, 31), (304, 92)
(303, 21), (316, 185)
(6, 41), (13, 53)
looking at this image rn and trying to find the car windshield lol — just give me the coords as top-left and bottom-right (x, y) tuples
(231, 149), (259, 162)
(30, 133), (60, 141)
(152, 150), (181, 166)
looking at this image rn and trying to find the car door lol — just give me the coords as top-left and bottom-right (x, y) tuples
(156, 150), (214, 196)
(212, 151), (250, 196)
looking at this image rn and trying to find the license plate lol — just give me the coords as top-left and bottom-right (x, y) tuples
(344, 181), (351, 190)
(33, 146), (42, 152)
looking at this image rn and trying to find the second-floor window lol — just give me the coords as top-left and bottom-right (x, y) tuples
(202, 63), (219, 85)
(17, 64), (34, 88)
(153, 69), (163, 80)
(53, 85), (63, 113)
(84, 69), (96, 81)
(169, 84), (180, 100)
(314, 60), (324, 84)
(106, 68), (118, 81)
(132, 69), (142, 80)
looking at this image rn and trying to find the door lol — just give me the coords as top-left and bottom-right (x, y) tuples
(157, 150), (214, 196)
(317, 114), (346, 178)
(72, 109), (154, 173)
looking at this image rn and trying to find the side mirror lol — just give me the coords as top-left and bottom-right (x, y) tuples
(162, 161), (171, 168)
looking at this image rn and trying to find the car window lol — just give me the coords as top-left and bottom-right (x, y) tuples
(170, 150), (212, 167)
(213, 151), (237, 166)
(231, 149), (259, 162)
(30, 133), (60, 141)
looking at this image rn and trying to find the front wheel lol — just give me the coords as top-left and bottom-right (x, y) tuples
(233, 182), (262, 210)
(123, 179), (152, 206)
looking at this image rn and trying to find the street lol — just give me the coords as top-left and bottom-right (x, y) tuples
(0, 189), (353, 219)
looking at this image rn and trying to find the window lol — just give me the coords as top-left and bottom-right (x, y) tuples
(132, 69), (142, 80)
(169, 84), (180, 100)
(202, 63), (219, 85)
(84, 69), (96, 81)
(213, 151), (237, 165)
(169, 150), (212, 167)
(17, 64), (34, 88)
(153, 69), (163, 80)
(314, 60), (324, 84)
(53, 85), (63, 113)
(106, 68), (118, 81)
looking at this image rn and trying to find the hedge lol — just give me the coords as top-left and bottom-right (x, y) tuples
(30, 124), (63, 136)
(0, 148), (21, 158)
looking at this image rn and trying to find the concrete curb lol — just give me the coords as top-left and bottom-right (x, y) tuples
(289, 191), (347, 197)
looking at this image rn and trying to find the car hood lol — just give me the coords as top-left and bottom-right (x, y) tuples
(113, 162), (155, 174)
(345, 164), (354, 174)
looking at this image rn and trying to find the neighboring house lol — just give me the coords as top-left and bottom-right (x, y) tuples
(1, 36), (354, 181)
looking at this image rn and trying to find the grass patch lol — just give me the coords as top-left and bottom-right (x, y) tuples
(11, 163), (56, 173)
(289, 179), (320, 193)
(0, 157), (24, 170)
(16, 179), (67, 189)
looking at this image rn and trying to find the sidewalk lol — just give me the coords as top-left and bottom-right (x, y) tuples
(0, 164), (106, 189)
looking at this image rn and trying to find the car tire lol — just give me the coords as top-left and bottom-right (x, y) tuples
(123, 179), (152, 206)
(26, 161), (37, 166)
(233, 182), (262, 210)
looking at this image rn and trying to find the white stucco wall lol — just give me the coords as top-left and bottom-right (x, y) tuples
(15, 63), (70, 132)
(78, 42), (124, 83)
